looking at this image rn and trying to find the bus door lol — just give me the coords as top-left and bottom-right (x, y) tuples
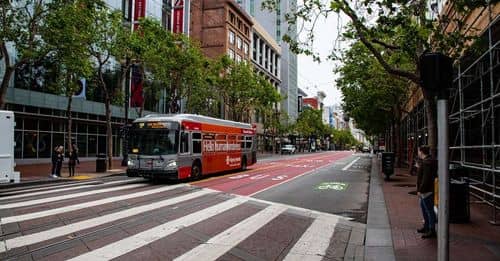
(178, 131), (191, 179)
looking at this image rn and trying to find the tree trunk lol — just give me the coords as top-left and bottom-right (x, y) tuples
(66, 93), (73, 157)
(105, 95), (113, 170)
(0, 66), (14, 110)
(99, 70), (113, 170)
(422, 89), (437, 159)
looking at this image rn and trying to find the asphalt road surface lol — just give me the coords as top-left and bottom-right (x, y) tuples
(0, 151), (370, 260)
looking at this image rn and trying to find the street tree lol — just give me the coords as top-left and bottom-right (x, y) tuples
(263, 0), (491, 157)
(337, 41), (407, 163)
(295, 107), (326, 138)
(43, 0), (98, 155)
(135, 18), (209, 115)
(0, 0), (54, 109)
(87, 5), (124, 170)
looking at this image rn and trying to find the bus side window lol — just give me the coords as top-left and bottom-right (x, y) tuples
(245, 136), (253, 149)
(180, 132), (189, 153)
(192, 133), (201, 154)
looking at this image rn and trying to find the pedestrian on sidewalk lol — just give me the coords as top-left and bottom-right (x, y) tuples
(51, 146), (58, 176)
(416, 145), (437, 238)
(53, 146), (64, 178)
(68, 143), (79, 177)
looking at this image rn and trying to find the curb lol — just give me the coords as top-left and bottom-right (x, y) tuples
(0, 172), (126, 190)
(364, 155), (396, 261)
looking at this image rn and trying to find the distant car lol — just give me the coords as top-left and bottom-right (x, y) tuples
(362, 146), (370, 153)
(281, 144), (296, 154)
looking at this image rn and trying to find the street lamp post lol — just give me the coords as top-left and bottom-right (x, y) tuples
(420, 52), (453, 261)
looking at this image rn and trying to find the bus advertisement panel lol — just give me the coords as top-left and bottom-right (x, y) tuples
(126, 114), (256, 180)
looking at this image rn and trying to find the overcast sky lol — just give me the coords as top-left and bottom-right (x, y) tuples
(297, 11), (346, 107)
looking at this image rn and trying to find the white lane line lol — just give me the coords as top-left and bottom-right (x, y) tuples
(247, 158), (338, 197)
(0, 184), (187, 225)
(0, 179), (141, 201)
(174, 205), (287, 261)
(2, 189), (214, 252)
(68, 197), (248, 261)
(0, 183), (147, 209)
(283, 216), (339, 261)
(342, 157), (361, 171)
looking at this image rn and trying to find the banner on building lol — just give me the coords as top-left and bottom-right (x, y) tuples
(130, 65), (144, 107)
(134, 0), (146, 30)
(173, 0), (184, 33)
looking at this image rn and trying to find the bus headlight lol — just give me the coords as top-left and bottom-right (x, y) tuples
(127, 160), (135, 167)
(167, 160), (177, 168)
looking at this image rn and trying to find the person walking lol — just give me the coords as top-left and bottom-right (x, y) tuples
(51, 146), (58, 176)
(416, 145), (438, 238)
(53, 146), (64, 178)
(68, 143), (79, 177)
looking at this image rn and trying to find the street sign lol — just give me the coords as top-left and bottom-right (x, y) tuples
(315, 182), (348, 191)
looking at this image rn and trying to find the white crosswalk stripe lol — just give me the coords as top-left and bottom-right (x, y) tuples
(68, 197), (249, 261)
(0, 180), (365, 261)
(0, 179), (141, 201)
(0, 184), (186, 225)
(283, 216), (339, 261)
(2, 189), (214, 252)
(0, 183), (147, 209)
(175, 205), (287, 261)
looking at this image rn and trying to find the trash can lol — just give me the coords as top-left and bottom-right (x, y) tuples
(381, 152), (395, 180)
(449, 163), (470, 223)
(96, 153), (107, 173)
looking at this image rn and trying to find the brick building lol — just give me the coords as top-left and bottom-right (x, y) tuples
(189, 0), (253, 62)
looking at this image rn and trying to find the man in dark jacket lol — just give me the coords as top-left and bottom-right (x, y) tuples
(416, 145), (437, 238)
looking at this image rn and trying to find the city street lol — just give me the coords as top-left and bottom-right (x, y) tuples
(0, 151), (370, 260)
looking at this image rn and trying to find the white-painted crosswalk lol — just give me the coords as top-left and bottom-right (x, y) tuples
(0, 177), (366, 261)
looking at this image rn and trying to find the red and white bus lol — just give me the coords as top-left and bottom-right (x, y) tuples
(126, 114), (257, 180)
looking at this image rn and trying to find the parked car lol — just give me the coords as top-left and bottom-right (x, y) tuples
(281, 144), (296, 154)
(362, 146), (370, 153)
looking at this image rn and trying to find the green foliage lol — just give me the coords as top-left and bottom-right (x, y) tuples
(329, 128), (357, 148)
(294, 108), (327, 137)
(336, 41), (408, 136)
(42, 0), (99, 96)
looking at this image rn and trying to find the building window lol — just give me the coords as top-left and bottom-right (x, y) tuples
(122, 0), (132, 21)
(243, 43), (249, 55)
(236, 37), (242, 49)
(236, 54), (242, 63)
(228, 49), (235, 60)
(244, 26), (249, 36)
(237, 19), (242, 30)
(229, 11), (235, 24)
(229, 30), (235, 44)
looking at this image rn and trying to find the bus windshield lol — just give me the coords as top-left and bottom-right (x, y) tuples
(128, 129), (178, 155)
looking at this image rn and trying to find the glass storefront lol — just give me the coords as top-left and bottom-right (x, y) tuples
(11, 107), (123, 159)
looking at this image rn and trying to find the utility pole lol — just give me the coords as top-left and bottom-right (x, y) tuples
(121, 0), (135, 166)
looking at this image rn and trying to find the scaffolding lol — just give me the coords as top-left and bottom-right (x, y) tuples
(449, 13), (500, 224)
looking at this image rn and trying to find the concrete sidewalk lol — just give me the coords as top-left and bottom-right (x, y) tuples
(368, 155), (500, 261)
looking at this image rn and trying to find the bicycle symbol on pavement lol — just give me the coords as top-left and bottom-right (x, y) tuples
(315, 182), (348, 191)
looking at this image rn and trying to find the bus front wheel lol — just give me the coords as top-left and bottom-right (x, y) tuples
(191, 162), (202, 180)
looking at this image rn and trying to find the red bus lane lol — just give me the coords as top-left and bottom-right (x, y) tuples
(192, 151), (353, 196)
